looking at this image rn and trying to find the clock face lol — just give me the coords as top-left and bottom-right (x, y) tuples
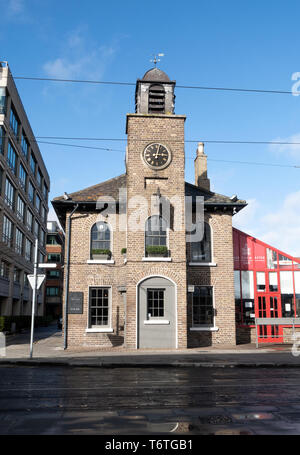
(143, 143), (171, 170)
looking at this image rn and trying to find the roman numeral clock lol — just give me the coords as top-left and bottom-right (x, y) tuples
(142, 143), (172, 170)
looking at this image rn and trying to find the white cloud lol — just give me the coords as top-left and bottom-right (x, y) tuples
(43, 28), (117, 81)
(269, 132), (300, 161)
(233, 191), (300, 256)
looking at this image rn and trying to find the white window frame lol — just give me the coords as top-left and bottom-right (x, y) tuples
(86, 285), (113, 333)
(189, 285), (219, 332)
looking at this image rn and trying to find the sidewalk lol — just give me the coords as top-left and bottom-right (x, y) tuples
(1, 324), (300, 368)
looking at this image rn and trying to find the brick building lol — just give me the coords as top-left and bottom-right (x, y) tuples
(52, 68), (246, 349)
(0, 62), (49, 318)
(45, 221), (64, 318)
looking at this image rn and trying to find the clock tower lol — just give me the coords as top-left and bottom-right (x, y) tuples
(125, 68), (188, 349)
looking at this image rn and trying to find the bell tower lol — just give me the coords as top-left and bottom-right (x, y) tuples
(135, 68), (176, 115)
(125, 67), (188, 349)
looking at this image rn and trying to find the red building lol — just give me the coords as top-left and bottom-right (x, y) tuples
(233, 228), (300, 344)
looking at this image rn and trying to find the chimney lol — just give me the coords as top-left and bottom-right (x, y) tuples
(194, 142), (210, 191)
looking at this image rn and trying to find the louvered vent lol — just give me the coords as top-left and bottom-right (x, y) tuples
(148, 84), (165, 113)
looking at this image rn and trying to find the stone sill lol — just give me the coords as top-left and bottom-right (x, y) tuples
(144, 320), (170, 325)
(87, 260), (115, 264)
(188, 262), (217, 267)
(190, 327), (219, 332)
(86, 328), (114, 333)
(142, 257), (172, 262)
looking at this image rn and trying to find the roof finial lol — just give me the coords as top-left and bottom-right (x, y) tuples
(150, 53), (164, 67)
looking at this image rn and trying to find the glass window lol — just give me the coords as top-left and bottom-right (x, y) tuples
(46, 287), (59, 296)
(41, 205), (46, 223)
(26, 209), (33, 231)
(16, 196), (25, 222)
(147, 289), (164, 318)
(13, 267), (21, 283)
(35, 194), (41, 213)
(269, 272), (278, 292)
(0, 126), (4, 154)
(40, 229), (45, 247)
(24, 272), (29, 287)
(0, 260), (9, 279)
(19, 163), (27, 190)
(5, 178), (15, 210)
(47, 253), (61, 263)
(43, 182), (48, 201)
(89, 287), (110, 327)
(28, 181), (34, 204)
(37, 169), (42, 188)
(7, 142), (17, 174)
(25, 238), (32, 261)
(47, 234), (59, 245)
(256, 272), (266, 292)
(267, 248), (277, 269)
(145, 215), (167, 247)
(192, 286), (214, 327)
(47, 270), (60, 279)
(30, 153), (36, 175)
(0, 88), (6, 115)
(9, 105), (19, 137)
(294, 271), (300, 317)
(34, 220), (39, 238)
(241, 271), (254, 299)
(91, 222), (111, 256)
(191, 222), (211, 263)
(280, 271), (294, 318)
(0, 167), (2, 194)
(2, 215), (13, 246)
(15, 228), (23, 255)
(21, 134), (29, 158)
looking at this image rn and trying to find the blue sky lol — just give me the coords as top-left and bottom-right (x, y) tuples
(1, 0), (300, 254)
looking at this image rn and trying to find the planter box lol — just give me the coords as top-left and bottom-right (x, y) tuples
(92, 254), (111, 260)
(147, 252), (168, 258)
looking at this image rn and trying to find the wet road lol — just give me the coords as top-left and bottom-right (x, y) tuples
(1, 365), (300, 434)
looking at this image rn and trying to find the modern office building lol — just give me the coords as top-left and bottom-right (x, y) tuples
(0, 61), (50, 317)
(45, 221), (64, 318)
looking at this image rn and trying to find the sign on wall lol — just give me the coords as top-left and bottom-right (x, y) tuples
(68, 292), (84, 314)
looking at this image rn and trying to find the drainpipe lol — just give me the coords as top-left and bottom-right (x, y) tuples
(63, 203), (79, 350)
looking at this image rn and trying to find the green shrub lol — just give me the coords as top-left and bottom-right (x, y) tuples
(91, 249), (111, 255)
(146, 245), (168, 255)
(121, 248), (127, 254)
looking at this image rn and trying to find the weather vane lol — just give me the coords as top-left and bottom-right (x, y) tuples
(150, 53), (165, 67)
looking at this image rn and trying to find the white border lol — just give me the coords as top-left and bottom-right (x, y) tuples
(189, 262), (216, 267)
(87, 260), (115, 264)
(87, 284), (113, 332)
(136, 275), (178, 349)
(144, 319), (170, 325)
(89, 220), (113, 260)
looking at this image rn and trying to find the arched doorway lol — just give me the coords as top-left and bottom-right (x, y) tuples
(137, 276), (176, 349)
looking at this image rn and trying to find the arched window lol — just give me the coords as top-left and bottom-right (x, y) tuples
(191, 222), (211, 263)
(145, 215), (167, 248)
(91, 222), (111, 258)
(148, 84), (165, 113)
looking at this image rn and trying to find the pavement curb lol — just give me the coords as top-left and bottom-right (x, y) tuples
(1, 359), (300, 368)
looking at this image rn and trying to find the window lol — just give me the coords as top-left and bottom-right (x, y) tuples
(26, 209), (33, 231)
(47, 253), (61, 263)
(269, 272), (278, 292)
(147, 289), (164, 317)
(2, 215), (13, 246)
(47, 270), (60, 279)
(34, 219), (39, 238)
(47, 234), (59, 245)
(16, 196), (25, 222)
(30, 153), (36, 175)
(5, 178), (15, 210)
(41, 205), (46, 223)
(91, 222), (111, 255)
(13, 267), (21, 283)
(37, 169), (42, 188)
(0, 126), (4, 154)
(21, 134), (29, 159)
(280, 271), (294, 317)
(89, 287), (110, 328)
(15, 228), (23, 255)
(19, 163), (27, 190)
(25, 238), (32, 261)
(43, 182), (48, 201)
(40, 229), (45, 247)
(148, 84), (165, 113)
(9, 106), (19, 137)
(46, 287), (59, 296)
(28, 181), (34, 204)
(190, 222), (211, 263)
(0, 88), (6, 115)
(0, 260), (9, 279)
(145, 215), (167, 247)
(256, 272), (266, 292)
(267, 248), (277, 269)
(0, 167), (2, 194)
(7, 142), (17, 174)
(24, 272), (29, 287)
(39, 252), (45, 264)
(192, 286), (214, 327)
(35, 194), (41, 213)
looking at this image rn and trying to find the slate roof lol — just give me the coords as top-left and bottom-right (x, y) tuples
(141, 67), (171, 83)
